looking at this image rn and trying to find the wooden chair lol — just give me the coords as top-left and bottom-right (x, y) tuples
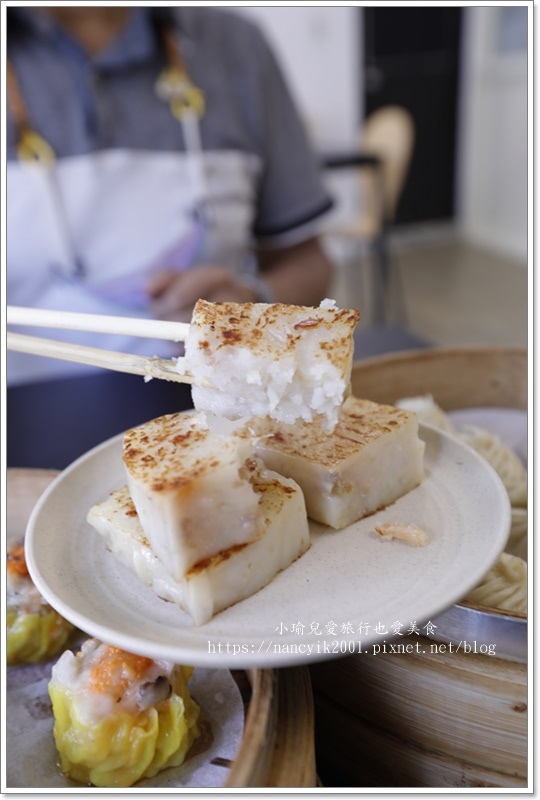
(325, 105), (415, 324)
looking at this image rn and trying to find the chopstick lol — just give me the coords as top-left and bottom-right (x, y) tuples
(7, 332), (197, 385)
(7, 306), (190, 342)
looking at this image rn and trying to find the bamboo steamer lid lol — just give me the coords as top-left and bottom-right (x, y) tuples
(7, 468), (317, 789)
(350, 345), (527, 410)
(311, 346), (528, 788)
(311, 639), (527, 788)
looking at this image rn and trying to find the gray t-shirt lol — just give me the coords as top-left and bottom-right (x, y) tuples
(7, 7), (332, 245)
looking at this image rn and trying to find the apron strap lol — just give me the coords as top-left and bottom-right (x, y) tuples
(161, 25), (189, 74)
(6, 59), (29, 130)
(155, 25), (209, 213)
(154, 27), (205, 120)
(7, 58), (56, 164)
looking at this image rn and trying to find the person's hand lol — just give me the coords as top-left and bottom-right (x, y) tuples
(146, 265), (258, 323)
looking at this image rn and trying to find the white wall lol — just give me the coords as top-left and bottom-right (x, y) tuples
(233, 7), (529, 266)
(235, 6), (361, 147)
(234, 6), (363, 233)
(456, 6), (528, 263)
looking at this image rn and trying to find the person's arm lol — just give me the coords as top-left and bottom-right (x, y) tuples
(147, 236), (334, 322)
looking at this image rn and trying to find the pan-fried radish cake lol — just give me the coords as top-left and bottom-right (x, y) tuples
(123, 411), (265, 580)
(87, 460), (310, 626)
(240, 396), (425, 530)
(177, 299), (360, 431)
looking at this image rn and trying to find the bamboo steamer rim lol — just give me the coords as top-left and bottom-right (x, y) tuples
(226, 667), (316, 788)
(351, 344), (528, 645)
(351, 344), (527, 410)
(459, 598), (526, 621)
(313, 345), (530, 786)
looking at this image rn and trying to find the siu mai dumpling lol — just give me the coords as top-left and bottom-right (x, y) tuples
(464, 552), (527, 615)
(7, 541), (74, 666)
(48, 639), (200, 787)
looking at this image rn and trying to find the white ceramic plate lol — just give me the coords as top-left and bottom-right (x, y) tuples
(26, 425), (510, 668)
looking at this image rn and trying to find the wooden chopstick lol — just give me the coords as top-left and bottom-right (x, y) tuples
(7, 306), (190, 342)
(7, 332), (197, 385)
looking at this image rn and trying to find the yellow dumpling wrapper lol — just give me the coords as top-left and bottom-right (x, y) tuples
(7, 542), (74, 666)
(7, 607), (74, 666)
(49, 660), (200, 788)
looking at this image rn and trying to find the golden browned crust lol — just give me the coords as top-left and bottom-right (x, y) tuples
(123, 411), (221, 493)
(245, 396), (416, 467)
(191, 300), (360, 370)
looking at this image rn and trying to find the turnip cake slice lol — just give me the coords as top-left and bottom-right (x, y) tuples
(177, 299), (360, 431)
(241, 396), (425, 530)
(123, 411), (262, 581)
(87, 461), (310, 626)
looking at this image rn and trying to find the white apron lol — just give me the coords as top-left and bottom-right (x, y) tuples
(7, 147), (262, 384)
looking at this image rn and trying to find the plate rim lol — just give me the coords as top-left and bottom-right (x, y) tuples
(25, 423), (512, 668)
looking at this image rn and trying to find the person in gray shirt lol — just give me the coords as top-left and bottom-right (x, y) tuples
(7, 6), (335, 383)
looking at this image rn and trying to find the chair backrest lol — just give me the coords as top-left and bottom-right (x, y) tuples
(359, 105), (415, 223)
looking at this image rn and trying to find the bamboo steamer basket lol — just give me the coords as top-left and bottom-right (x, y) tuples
(311, 346), (528, 788)
(311, 640), (527, 788)
(349, 345), (527, 410)
(7, 469), (316, 789)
